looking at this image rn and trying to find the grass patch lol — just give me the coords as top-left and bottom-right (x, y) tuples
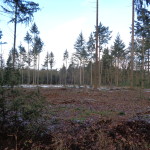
(70, 109), (116, 122)
(71, 116), (87, 122)
(74, 107), (115, 117)
(118, 111), (126, 116)
(92, 110), (115, 116)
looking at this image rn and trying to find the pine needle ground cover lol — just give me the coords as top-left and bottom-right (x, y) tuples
(0, 87), (150, 149)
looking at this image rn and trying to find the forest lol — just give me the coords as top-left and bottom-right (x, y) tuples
(0, 0), (150, 149)
(0, 0), (149, 88)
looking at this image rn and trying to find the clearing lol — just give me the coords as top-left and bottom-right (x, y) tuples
(0, 87), (150, 149)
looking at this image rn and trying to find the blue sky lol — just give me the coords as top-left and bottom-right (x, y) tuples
(0, 0), (132, 69)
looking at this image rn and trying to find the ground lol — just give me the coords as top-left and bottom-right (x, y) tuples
(1, 87), (150, 149)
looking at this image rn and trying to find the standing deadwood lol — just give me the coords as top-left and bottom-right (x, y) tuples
(63, 49), (69, 86)
(49, 52), (54, 85)
(130, 0), (135, 88)
(94, 0), (99, 89)
(13, 3), (17, 69)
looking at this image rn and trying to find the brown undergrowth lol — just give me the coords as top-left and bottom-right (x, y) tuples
(0, 87), (150, 149)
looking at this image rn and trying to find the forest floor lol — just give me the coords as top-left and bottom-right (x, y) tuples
(1, 87), (150, 149)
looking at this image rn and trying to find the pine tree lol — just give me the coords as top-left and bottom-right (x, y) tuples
(43, 52), (49, 84)
(30, 23), (40, 84)
(32, 36), (43, 84)
(102, 48), (113, 85)
(24, 31), (32, 84)
(87, 33), (95, 86)
(18, 44), (26, 84)
(74, 32), (86, 86)
(135, 4), (150, 88)
(97, 22), (112, 86)
(111, 34), (126, 86)
(130, 0), (150, 87)
(1, 0), (39, 68)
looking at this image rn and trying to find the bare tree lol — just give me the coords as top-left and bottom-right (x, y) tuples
(63, 49), (69, 86)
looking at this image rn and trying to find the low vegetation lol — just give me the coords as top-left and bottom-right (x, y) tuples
(0, 87), (150, 149)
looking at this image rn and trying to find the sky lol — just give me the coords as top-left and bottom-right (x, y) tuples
(0, 0), (132, 69)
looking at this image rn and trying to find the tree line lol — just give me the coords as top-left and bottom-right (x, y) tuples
(0, 0), (149, 88)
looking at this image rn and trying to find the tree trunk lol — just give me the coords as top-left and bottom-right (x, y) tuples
(148, 49), (150, 73)
(100, 60), (103, 86)
(12, 4), (17, 69)
(117, 58), (119, 86)
(37, 54), (40, 85)
(0, 45), (3, 82)
(27, 42), (30, 84)
(21, 68), (23, 85)
(79, 61), (82, 86)
(115, 59), (117, 86)
(51, 68), (52, 85)
(148, 49), (150, 86)
(130, 0), (135, 88)
(73, 68), (75, 86)
(32, 55), (35, 84)
(65, 59), (67, 85)
(94, 0), (99, 89)
(83, 62), (85, 85)
(141, 38), (145, 88)
(13, 3), (17, 69)
(47, 67), (48, 84)
(109, 62), (113, 87)
(90, 61), (93, 86)
(99, 50), (101, 87)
